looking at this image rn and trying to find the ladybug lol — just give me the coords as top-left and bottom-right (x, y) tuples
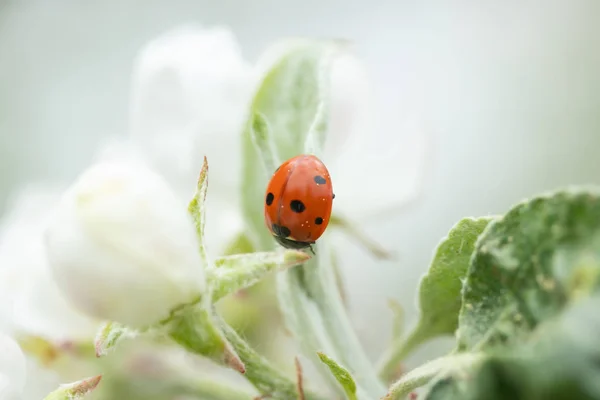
(264, 154), (335, 252)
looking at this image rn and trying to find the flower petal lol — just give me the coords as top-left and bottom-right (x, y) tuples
(325, 51), (374, 158)
(128, 24), (255, 201)
(127, 24), (254, 256)
(45, 159), (206, 328)
(0, 332), (26, 398)
(0, 185), (99, 342)
(327, 112), (430, 220)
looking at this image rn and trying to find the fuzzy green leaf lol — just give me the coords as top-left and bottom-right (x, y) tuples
(188, 156), (209, 263)
(458, 189), (600, 352)
(317, 352), (358, 400)
(241, 39), (344, 249)
(168, 305), (245, 374)
(217, 317), (328, 400)
(208, 250), (311, 302)
(418, 217), (494, 338)
(249, 111), (279, 175)
(43, 375), (102, 400)
(424, 294), (600, 400)
(378, 217), (493, 381)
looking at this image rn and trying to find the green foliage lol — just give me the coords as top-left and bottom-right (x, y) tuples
(418, 217), (494, 340)
(240, 37), (386, 399)
(457, 189), (600, 351)
(317, 352), (358, 400)
(378, 217), (493, 382)
(208, 250), (311, 302)
(425, 294), (600, 400)
(384, 188), (600, 400)
(43, 375), (102, 400)
(240, 39), (343, 249)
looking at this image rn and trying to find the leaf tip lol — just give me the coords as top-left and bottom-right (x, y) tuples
(76, 375), (102, 394)
(223, 344), (246, 374)
(283, 250), (312, 265)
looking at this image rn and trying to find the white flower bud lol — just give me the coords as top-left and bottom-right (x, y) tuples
(0, 185), (100, 342)
(44, 159), (206, 328)
(0, 332), (26, 400)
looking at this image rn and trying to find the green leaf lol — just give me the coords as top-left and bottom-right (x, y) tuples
(249, 111), (279, 175)
(188, 155), (209, 264)
(217, 316), (328, 400)
(241, 39), (344, 250)
(94, 321), (134, 357)
(168, 305), (245, 374)
(317, 352), (358, 400)
(377, 217), (493, 381)
(208, 250), (311, 302)
(457, 188), (600, 352)
(239, 38), (385, 397)
(295, 243), (387, 397)
(423, 294), (600, 400)
(43, 375), (102, 400)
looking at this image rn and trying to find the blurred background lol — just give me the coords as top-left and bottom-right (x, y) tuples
(1, 0), (600, 397)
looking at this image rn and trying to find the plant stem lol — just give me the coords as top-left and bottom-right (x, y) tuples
(376, 323), (430, 383)
(297, 242), (387, 398)
(217, 315), (329, 400)
(168, 305), (244, 373)
(382, 353), (484, 400)
(277, 267), (347, 396)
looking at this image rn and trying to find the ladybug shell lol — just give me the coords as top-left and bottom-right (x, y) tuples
(264, 154), (334, 249)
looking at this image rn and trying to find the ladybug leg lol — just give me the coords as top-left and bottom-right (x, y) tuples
(308, 244), (316, 255)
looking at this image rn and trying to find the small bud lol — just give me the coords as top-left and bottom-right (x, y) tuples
(45, 159), (206, 328)
(43, 375), (102, 400)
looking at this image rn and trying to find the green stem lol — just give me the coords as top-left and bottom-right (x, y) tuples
(277, 268), (346, 396)
(217, 315), (328, 400)
(382, 353), (484, 400)
(376, 323), (431, 383)
(168, 305), (244, 373)
(299, 242), (387, 397)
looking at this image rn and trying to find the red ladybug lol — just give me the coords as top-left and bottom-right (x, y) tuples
(264, 154), (335, 252)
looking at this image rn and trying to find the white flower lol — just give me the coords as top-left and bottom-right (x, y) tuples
(0, 332), (26, 400)
(123, 24), (428, 254)
(44, 158), (206, 328)
(0, 185), (100, 342)
(126, 25), (254, 256)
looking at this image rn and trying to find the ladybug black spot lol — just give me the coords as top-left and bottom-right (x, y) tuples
(315, 217), (324, 225)
(314, 175), (326, 185)
(266, 192), (275, 206)
(290, 200), (306, 213)
(272, 223), (291, 237)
